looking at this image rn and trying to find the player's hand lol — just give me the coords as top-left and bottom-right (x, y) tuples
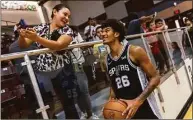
(119, 99), (143, 119)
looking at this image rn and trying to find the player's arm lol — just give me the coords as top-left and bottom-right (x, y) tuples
(131, 45), (160, 104)
(109, 87), (115, 100)
(121, 46), (160, 119)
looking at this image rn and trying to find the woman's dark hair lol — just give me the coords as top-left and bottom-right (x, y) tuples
(172, 42), (180, 50)
(155, 19), (163, 24)
(146, 20), (154, 30)
(101, 19), (125, 42)
(51, 4), (67, 19)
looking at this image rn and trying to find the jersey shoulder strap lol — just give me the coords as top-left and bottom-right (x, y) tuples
(127, 44), (138, 69)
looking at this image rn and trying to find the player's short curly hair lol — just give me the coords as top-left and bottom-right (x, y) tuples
(101, 19), (125, 42)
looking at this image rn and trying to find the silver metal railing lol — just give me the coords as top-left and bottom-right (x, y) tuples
(1, 27), (192, 119)
(1, 27), (190, 62)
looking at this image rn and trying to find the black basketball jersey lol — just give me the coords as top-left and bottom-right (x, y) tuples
(107, 44), (147, 99)
(107, 44), (160, 119)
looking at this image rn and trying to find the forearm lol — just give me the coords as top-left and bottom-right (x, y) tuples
(156, 26), (165, 31)
(35, 36), (69, 50)
(18, 36), (32, 48)
(136, 76), (160, 103)
(139, 16), (152, 24)
(109, 87), (115, 99)
(18, 36), (25, 48)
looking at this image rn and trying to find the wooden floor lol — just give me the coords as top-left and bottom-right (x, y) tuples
(183, 104), (192, 119)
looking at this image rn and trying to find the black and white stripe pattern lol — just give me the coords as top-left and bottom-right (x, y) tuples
(32, 23), (74, 72)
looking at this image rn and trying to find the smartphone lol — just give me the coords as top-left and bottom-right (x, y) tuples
(19, 19), (27, 29)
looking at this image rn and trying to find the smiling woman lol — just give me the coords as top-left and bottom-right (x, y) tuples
(17, 4), (80, 119)
(18, 4), (73, 72)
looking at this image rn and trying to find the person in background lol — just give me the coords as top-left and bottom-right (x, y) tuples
(93, 25), (107, 55)
(84, 17), (100, 42)
(84, 17), (95, 42)
(146, 21), (166, 75)
(84, 17), (99, 54)
(10, 22), (42, 118)
(127, 12), (154, 35)
(69, 25), (99, 119)
(18, 4), (79, 119)
(93, 25), (109, 72)
(182, 17), (193, 56)
(155, 18), (168, 31)
(155, 18), (170, 72)
(171, 42), (183, 65)
(9, 39), (41, 118)
(93, 23), (102, 41)
(95, 25), (103, 41)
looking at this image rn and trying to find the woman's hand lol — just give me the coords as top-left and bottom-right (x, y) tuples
(119, 99), (143, 119)
(19, 29), (26, 38)
(24, 28), (38, 41)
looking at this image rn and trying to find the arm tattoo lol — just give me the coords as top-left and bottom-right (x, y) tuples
(137, 84), (157, 103)
(136, 76), (159, 103)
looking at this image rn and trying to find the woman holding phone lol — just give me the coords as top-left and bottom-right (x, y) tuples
(18, 4), (79, 119)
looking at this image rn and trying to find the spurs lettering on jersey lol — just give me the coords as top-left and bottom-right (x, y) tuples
(109, 64), (130, 89)
(109, 64), (130, 76)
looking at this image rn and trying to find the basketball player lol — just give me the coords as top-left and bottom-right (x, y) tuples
(101, 19), (162, 119)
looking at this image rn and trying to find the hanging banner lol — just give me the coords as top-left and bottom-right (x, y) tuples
(1, 1), (37, 11)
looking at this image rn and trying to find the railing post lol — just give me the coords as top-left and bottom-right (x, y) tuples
(175, 29), (187, 59)
(162, 31), (180, 84)
(175, 29), (192, 90)
(184, 28), (193, 51)
(141, 35), (151, 59)
(24, 54), (49, 119)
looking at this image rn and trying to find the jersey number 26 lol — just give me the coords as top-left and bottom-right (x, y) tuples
(115, 75), (130, 89)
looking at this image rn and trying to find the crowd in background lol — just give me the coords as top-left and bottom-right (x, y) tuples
(1, 3), (193, 119)
(81, 13), (192, 75)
